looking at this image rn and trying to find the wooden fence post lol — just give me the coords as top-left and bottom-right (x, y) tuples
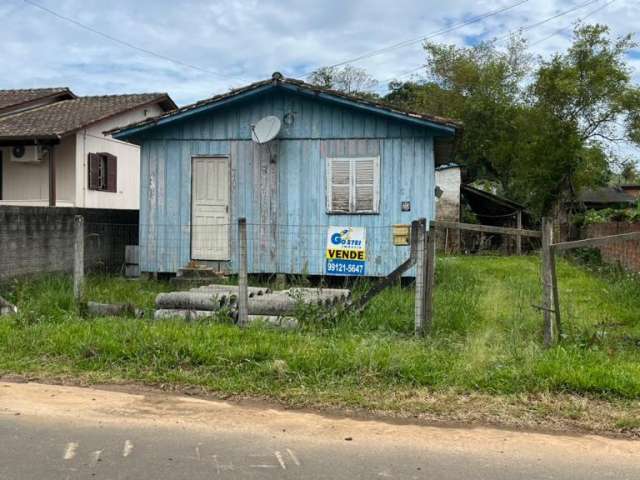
(73, 215), (84, 301)
(424, 227), (436, 333)
(541, 217), (560, 346)
(237, 218), (249, 327)
(414, 218), (427, 336)
(410, 220), (420, 260)
(516, 210), (522, 255)
(551, 244), (562, 339)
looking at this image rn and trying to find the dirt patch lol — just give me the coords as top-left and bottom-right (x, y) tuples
(2, 380), (640, 471)
(2, 374), (639, 439)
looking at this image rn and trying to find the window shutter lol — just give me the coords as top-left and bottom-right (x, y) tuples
(328, 158), (350, 212)
(105, 153), (117, 193)
(354, 158), (376, 212)
(88, 153), (100, 190)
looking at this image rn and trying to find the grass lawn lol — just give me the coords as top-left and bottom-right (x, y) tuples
(1, 256), (640, 434)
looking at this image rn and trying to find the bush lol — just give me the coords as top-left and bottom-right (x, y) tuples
(580, 205), (640, 225)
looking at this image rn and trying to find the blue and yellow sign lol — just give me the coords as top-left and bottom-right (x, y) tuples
(325, 226), (366, 276)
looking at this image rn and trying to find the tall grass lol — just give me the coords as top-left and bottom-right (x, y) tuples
(1, 257), (640, 404)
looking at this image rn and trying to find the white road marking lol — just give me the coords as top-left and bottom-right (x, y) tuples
(90, 450), (103, 467)
(287, 448), (301, 466)
(195, 446), (201, 461)
(275, 450), (286, 470)
(211, 454), (234, 474)
(250, 464), (278, 469)
(123, 440), (133, 457)
(63, 442), (78, 460)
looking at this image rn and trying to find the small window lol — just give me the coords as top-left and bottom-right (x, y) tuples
(326, 156), (380, 214)
(88, 152), (117, 192)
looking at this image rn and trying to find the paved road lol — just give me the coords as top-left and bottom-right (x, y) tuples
(0, 382), (639, 479)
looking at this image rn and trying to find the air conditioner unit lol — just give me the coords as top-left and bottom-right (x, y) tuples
(10, 145), (49, 164)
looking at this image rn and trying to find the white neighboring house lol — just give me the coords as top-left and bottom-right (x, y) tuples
(0, 88), (175, 209)
(435, 163), (461, 222)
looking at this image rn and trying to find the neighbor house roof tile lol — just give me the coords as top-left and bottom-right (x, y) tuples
(0, 87), (75, 113)
(0, 93), (176, 140)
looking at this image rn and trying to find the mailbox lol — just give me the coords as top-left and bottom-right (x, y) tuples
(392, 224), (411, 246)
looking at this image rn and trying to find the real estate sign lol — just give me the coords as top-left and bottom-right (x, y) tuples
(325, 226), (366, 276)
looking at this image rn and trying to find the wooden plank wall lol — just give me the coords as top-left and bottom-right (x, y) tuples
(138, 89), (436, 276)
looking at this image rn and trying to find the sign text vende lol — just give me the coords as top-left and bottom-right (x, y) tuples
(326, 249), (366, 260)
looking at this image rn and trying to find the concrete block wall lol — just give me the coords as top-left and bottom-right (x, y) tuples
(0, 206), (138, 280)
(583, 222), (640, 272)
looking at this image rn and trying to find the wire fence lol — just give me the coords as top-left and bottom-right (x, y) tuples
(439, 228), (541, 255)
(136, 220), (544, 273)
(5, 213), (640, 344)
(137, 222), (399, 277)
(9, 210), (639, 286)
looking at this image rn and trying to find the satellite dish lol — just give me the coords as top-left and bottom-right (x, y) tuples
(251, 116), (281, 144)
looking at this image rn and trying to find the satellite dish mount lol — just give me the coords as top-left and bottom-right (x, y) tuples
(251, 115), (281, 144)
(251, 115), (281, 163)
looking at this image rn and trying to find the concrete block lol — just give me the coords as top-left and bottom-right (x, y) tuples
(125, 245), (139, 264)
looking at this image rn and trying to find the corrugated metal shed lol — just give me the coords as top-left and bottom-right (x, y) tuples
(577, 186), (636, 207)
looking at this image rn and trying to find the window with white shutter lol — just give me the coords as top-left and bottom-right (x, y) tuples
(326, 156), (379, 214)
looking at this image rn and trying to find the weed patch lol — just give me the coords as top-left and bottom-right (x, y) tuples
(1, 257), (640, 429)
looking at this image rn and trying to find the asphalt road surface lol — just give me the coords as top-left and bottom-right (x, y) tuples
(1, 382), (639, 479)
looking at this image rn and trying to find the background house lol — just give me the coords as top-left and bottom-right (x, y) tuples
(620, 184), (640, 200)
(0, 89), (176, 208)
(112, 73), (459, 277)
(575, 185), (638, 210)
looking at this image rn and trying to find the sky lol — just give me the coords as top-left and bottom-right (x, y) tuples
(1, 0), (638, 157)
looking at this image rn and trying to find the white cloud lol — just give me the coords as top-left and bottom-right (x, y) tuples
(1, 0), (637, 107)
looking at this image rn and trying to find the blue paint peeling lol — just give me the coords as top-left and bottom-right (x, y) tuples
(133, 88), (454, 276)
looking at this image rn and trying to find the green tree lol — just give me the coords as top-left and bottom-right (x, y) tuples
(618, 161), (639, 183)
(386, 37), (530, 181)
(525, 24), (639, 213)
(309, 65), (379, 100)
(385, 25), (640, 216)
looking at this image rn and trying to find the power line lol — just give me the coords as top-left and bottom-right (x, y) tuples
(529, 0), (618, 47)
(301, 0), (531, 77)
(22, 0), (243, 81)
(493, 0), (601, 44)
(381, 65), (426, 85)
(381, 0), (609, 86)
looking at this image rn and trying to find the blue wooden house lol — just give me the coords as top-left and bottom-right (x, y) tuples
(112, 73), (459, 277)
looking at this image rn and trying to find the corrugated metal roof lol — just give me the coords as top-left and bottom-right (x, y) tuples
(577, 186), (636, 205)
(110, 72), (461, 138)
(435, 163), (461, 171)
(461, 184), (534, 226)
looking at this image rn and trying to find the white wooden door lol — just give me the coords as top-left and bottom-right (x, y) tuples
(191, 156), (230, 260)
